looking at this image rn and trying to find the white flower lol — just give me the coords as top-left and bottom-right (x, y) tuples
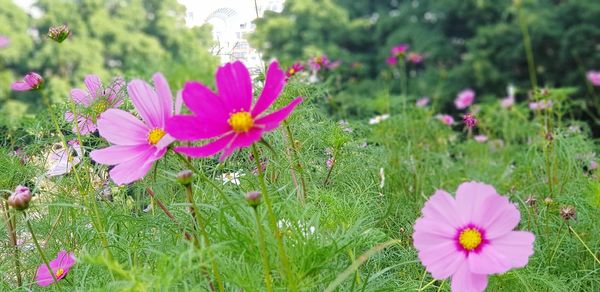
(369, 114), (390, 125)
(46, 140), (83, 177)
(220, 170), (245, 185)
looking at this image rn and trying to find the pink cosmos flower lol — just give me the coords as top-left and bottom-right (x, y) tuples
(286, 62), (304, 78)
(587, 71), (600, 86)
(413, 182), (535, 292)
(326, 60), (342, 70)
(589, 160), (598, 171)
(12, 72), (43, 91)
(407, 52), (424, 64)
(166, 61), (303, 161)
(90, 73), (181, 185)
(386, 56), (398, 66)
(500, 95), (515, 109)
(528, 100), (552, 110)
(437, 114), (455, 126)
(64, 75), (125, 135)
(391, 44), (409, 56)
(463, 113), (478, 128)
(416, 97), (430, 107)
(0, 35), (10, 48)
(35, 250), (76, 286)
(308, 55), (330, 71)
(455, 89), (475, 110)
(474, 135), (488, 143)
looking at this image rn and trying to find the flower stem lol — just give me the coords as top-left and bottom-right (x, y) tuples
(253, 206), (273, 291)
(569, 226), (600, 265)
(24, 212), (63, 291)
(251, 144), (296, 291)
(516, 1), (538, 90)
(284, 122), (307, 203)
(2, 202), (22, 287)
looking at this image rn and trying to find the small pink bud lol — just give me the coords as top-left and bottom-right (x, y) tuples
(8, 185), (32, 211)
(245, 191), (261, 207)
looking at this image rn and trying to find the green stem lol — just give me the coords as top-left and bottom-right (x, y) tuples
(253, 207), (273, 292)
(251, 144), (296, 291)
(548, 221), (565, 265)
(517, 2), (538, 90)
(284, 123), (307, 203)
(25, 212), (63, 291)
(3, 202), (22, 287)
(569, 226), (600, 265)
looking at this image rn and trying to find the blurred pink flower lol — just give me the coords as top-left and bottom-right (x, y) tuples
(12, 72), (43, 91)
(500, 95), (515, 108)
(474, 135), (488, 143)
(407, 52), (424, 64)
(308, 55), (330, 71)
(386, 56), (398, 66)
(326, 60), (342, 70)
(35, 250), (76, 286)
(587, 71), (600, 86)
(286, 62), (304, 78)
(391, 44), (409, 56)
(413, 182), (535, 292)
(64, 75), (125, 135)
(529, 100), (552, 110)
(463, 113), (478, 128)
(166, 61), (303, 161)
(416, 97), (430, 107)
(437, 114), (455, 126)
(590, 160), (598, 171)
(455, 89), (475, 110)
(90, 73), (181, 185)
(0, 35), (10, 48)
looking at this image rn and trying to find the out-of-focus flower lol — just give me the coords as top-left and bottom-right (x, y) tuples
(454, 89), (475, 110)
(386, 56), (398, 66)
(326, 60), (341, 70)
(245, 191), (261, 207)
(286, 62), (304, 78)
(35, 250), (76, 286)
(338, 120), (353, 133)
(47, 24), (71, 43)
(590, 160), (598, 171)
(474, 135), (488, 143)
(65, 75), (125, 135)
(8, 185), (32, 210)
(413, 182), (535, 292)
(369, 114), (390, 125)
(46, 140), (83, 177)
(436, 114), (455, 126)
(416, 97), (430, 107)
(167, 61), (303, 161)
(11, 72), (44, 91)
(529, 100), (552, 110)
(391, 44), (409, 57)
(406, 52), (424, 64)
(90, 73), (181, 185)
(463, 113), (478, 128)
(308, 55), (330, 71)
(220, 170), (245, 185)
(326, 157), (334, 169)
(0, 35), (10, 48)
(500, 95), (515, 108)
(587, 71), (600, 86)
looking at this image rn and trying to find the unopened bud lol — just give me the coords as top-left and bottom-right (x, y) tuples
(8, 185), (32, 211)
(245, 191), (261, 208)
(176, 170), (193, 186)
(48, 24), (71, 43)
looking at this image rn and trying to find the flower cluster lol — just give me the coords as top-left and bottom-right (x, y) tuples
(386, 43), (424, 66)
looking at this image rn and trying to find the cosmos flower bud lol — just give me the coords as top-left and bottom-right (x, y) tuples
(176, 170), (193, 186)
(12, 72), (44, 91)
(8, 185), (32, 211)
(463, 113), (478, 128)
(48, 24), (71, 43)
(559, 205), (576, 221)
(245, 191), (261, 208)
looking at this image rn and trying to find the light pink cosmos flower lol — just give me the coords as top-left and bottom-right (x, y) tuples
(0, 35), (10, 48)
(391, 44), (409, 56)
(587, 71), (600, 86)
(12, 72), (43, 91)
(65, 75), (125, 135)
(500, 95), (515, 108)
(90, 73), (181, 185)
(407, 52), (424, 64)
(589, 160), (598, 171)
(386, 56), (398, 66)
(474, 135), (488, 143)
(528, 100), (552, 110)
(308, 55), (330, 71)
(413, 182), (535, 292)
(166, 61), (303, 161)
(437, 114), (455, 126)
(416, 97), (430, 107)
(455, 89), (475, 110)
(35, 250), (75, 286)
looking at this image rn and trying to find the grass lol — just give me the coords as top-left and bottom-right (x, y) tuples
(1, 78), (599, 291)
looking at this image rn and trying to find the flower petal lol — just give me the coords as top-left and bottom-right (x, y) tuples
(71, 88), (91, 106)
(91, 145), (152, 165)
(455, 181), (498, 223)
(152, 72), (174, 120)
(414, 231), (464, 279)
(254, 97), (303, 131)
(472, 193), (521, 239)
(421, 189), (464, 228)
(182, 81), (230, 125)
(451, 261), (488, 292)
(84, 74), (102, 98)
(175, 89), (183, 114)
(35, 263), (56, 286)
(96, 109), (149, 146)
(216, 61), (252, 112)
(11, 81), (31, 91)
(252, 61), (286, 116)
(489, 231), (535, 268)
(166, 115), (228, 141)
(108, 147), (164, 185)
(221, 128), (264, 160)
(174, 133), (235, 158)
(128, 79), (164, 128)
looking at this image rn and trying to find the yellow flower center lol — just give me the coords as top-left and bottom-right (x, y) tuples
(459, 228), (482, 251)
(228, 111), (254, 133)
(55, 268), (64, 278)
(288, 68), (295, 75)
(92, 99), (110, 114)
(148, 128), (166, 145)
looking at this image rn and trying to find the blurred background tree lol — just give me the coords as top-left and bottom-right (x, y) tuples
(0, 0), (218, 123)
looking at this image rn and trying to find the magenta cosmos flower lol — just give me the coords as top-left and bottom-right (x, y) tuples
(286, 62), (304, 78)
(586, 71), (600, 86)
(12, 72), (43, 91)
(36, 250), (75, 286)
(437, 114), (455, 126)
(308, 55), (330, 71)
(386, 56), (398, 66)
(90, 73), (181, 185)
(391, 44), (409, 56)
(166, 61), (303, 161)
(413, 182), (535, 292)
(0, 35), (10, 48)
(65, 75), (125, 135)
(455, 89), (475, 110)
